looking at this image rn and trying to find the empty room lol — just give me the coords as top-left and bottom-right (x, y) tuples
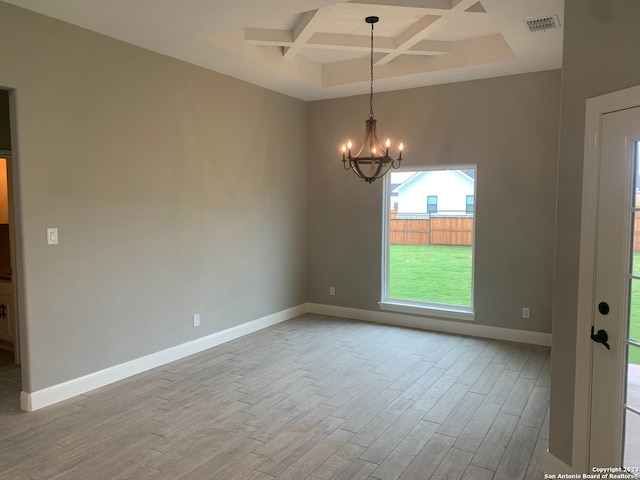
(1, 0), (640, 479)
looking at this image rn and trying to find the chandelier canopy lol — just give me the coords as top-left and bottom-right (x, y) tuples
(341, 16), (404, 184)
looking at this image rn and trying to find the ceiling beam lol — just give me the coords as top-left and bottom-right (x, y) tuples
(308, 34), (451, 55)
(307, 33), (397, 52)
(375, 0), (481, 65)
(349, 0), (454, 10)
(246, 30), (451, 56)
(283, 10), (320, 59)
(375, 14), (445, 65)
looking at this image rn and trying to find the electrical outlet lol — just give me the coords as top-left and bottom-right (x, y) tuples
(329, 286), (335, 296)
(193, 313), (200, 327)
(522, 307), (530, 319)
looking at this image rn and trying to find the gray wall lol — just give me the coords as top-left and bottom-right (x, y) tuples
(0, 2), (308, 392)
(550, 0), (640, 466)
(307, 70), (560, 333)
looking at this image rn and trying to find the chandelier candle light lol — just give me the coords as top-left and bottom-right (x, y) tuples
(341, 16), (404, 183)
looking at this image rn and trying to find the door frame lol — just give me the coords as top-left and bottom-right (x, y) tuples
(574, 84), (640, 473)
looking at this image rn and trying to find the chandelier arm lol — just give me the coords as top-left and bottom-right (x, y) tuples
(351, 155), (388, 183)
(377, 158), (396, 178)
(350, 161), (368, 181)
(368, 118), (389, 155)
(369, 156), (387, 179)
(353, 139), (367, 159)
(355, 118), (375, 158)
(369, 129), (378, 154)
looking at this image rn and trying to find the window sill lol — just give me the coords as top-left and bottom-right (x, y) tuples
(378, 301), (476, 322)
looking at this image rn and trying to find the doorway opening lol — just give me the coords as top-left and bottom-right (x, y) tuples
(0, 88), (22, 411)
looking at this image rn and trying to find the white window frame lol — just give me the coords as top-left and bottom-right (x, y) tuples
(380, 165), (477, 321)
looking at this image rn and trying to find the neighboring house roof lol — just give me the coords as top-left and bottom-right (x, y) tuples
(393, 169), (475, 193)
(460, 169), (475, 181)
(391, 172), (421, 194)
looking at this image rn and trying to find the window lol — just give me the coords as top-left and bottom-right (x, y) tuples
(381, 166), (476, 320)
(466, 195), (474, 214)
(427, 196), (438, 215)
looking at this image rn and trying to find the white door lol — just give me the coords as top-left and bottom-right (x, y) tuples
(590, 105), (640, 474)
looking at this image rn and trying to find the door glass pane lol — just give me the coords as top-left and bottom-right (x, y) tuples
(625, 410), (640, 474)
(635, 145), (640, 208)
(625, 142), (640, 472)
(630, 280), (640, 344)
(629, 345), (640, 409)
(634, 212), (640, 273)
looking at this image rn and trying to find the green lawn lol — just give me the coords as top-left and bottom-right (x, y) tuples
(389, 245), (472, 306)
(390, 245), (640, 365)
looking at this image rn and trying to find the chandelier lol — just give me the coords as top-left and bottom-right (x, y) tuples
(341, 16), (404, 184)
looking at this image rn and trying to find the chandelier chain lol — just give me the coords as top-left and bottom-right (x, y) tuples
(369, 20), (374, 120)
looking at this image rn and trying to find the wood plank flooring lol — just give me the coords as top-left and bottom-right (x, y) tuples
(0, 315), (550, 480)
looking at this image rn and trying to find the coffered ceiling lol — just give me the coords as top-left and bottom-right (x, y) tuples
(2, 0), (564, 100)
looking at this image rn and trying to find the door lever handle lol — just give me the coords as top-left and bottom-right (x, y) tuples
(591, 326), (610, 350)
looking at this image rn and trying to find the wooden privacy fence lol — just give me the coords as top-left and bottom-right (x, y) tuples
(390, 213), (474, 246)
(392, 209), (640, 249)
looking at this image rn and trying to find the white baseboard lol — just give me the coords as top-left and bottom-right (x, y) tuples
(20, 304), (307, 412)
(307, 303), (552, 346)
(544, 451), (573, 474)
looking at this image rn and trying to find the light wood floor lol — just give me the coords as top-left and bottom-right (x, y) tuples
(0, 315), (550, 480)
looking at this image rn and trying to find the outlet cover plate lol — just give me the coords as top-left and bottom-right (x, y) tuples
(47, 228), (58, 245)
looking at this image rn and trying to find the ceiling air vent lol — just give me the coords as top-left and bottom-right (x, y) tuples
(524, 15), (561, 33)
